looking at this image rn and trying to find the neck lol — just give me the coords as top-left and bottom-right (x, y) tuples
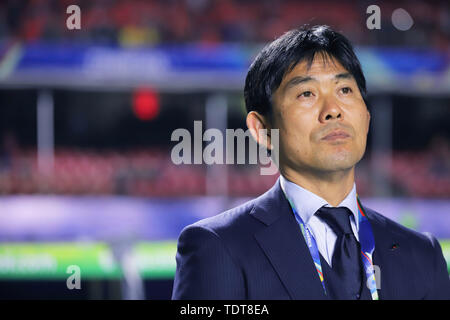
(280, 165), (355, 207)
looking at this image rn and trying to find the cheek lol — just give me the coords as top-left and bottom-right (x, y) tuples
(286, 127), (315, 161)
(361, 111), (370, 136)
(351, 108), (369, 134)
(282, 113), (311, 141)
(354, 117), (369, 147)
(278, 113), (312, 152)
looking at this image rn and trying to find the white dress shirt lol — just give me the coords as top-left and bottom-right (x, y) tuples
(279, 175), (360, 267)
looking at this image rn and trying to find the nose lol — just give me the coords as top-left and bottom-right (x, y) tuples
(319, 96), (343, 123)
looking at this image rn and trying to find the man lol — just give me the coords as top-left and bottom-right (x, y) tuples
(171, 25), (450, 300)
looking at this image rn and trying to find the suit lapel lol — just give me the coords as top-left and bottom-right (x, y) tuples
(250, 179), (327, 300)
(364, 206), (420, 299)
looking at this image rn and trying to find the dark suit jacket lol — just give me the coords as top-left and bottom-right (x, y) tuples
(172, 179), (450, 299)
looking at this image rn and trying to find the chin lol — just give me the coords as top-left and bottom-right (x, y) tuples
(318, 155), (357, 172)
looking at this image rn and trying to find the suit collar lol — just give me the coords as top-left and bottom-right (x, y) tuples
(250, 178), (327, 299)
(279, 175), (360, 232)
(248, 179), (285, 226)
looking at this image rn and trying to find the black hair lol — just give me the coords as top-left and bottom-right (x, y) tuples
(244, 25), (369, 117)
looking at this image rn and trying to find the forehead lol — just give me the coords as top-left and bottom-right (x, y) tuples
(281, 54), (349, 85)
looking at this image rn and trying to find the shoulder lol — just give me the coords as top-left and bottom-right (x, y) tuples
(180, 179), (283, 237)
(365, 205), (450, 298)
(364, 205), (437, 252)
(176, 181), (281, 254)
(172, 198), (257, 299)
(178, 196), (259, 244)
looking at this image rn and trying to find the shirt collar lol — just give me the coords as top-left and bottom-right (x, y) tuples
(280, 175), (359, 229)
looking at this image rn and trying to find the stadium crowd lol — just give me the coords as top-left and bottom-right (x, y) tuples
(0, 143), (448, 198)
(0, 0), (449, 49)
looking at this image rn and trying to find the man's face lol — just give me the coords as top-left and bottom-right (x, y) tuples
(271, 54), (371, 175)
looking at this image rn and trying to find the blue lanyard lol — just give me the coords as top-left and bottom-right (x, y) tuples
(284, 192), (379, 300)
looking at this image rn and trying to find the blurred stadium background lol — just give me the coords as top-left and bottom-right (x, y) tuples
(0, 0), (449, 299)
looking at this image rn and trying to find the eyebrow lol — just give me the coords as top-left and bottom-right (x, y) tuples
(283, 76), (315, 92)
(283, 72), (354, 92)
(334, 72), (353, 81)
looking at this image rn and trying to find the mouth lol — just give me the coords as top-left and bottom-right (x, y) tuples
(321, 130), (350, 141)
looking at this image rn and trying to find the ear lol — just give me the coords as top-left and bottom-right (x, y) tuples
(246, 111), (272, 150)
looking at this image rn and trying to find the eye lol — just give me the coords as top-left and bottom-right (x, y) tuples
(298, 91), (313, 98)
(340, 87), (353, 95)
